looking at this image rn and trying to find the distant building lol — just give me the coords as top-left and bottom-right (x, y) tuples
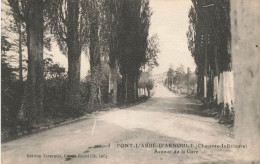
(152, 72), (167, 83)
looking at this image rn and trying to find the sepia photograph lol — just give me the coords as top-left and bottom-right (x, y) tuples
(1, 0), (260, 163)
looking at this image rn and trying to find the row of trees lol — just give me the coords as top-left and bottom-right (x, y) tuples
(166, 65), (185, 88)
(165, 65), (197, 93)
(187, 0), (234, 122)
(2, 0), (159, 131)
(138, 72), (154, 97)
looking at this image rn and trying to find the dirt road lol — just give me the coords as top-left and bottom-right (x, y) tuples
(1, 84), (235, 164)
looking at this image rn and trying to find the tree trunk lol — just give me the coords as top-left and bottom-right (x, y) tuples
(18, 21), (23, 82)
(110, 59), (118, 104)
(89, 64), (102, 111)
(199, 72), (204, 97)
(217, 72), (234, 121)
(203, 40), (208, 99)
(135, 78), (139, 99)
(222, 71), (234, 117)
(66, 48), (81, 112)
(207, 69), (214, 101)
(198, 76), (201, 96)
(19, 0), (44, 124)
(98, 86), (102, 104)
(213, 76), (218, 100)
(133, 76), (137, 100)
(88, 2), (102, 111)
(218, 31), (234, 121)
(66, 0), (81, 113)
(217, 72), (223, 104)
(203, 75), (207, 98)
(124, 73), (128, 102)
(113, 73), (118, 104)
(213, 45), (219, 101)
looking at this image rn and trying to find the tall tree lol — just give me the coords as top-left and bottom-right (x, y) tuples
(145, 34), (159, 72)
(187, 0), (234, 122)
(187, 3), (204, 97)
(166, 66), (174, 88)
(6, 0), (27, 82)
(46, 0), (89, 114)
(117, 0), (151, 102)
(14, 0), (44, 124)
(87, 0), (103, 111)
(105, 0), (122, 104)
(214, 0), (234, 121)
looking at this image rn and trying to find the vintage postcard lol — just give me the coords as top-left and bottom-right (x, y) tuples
(1, 0), (259, 163)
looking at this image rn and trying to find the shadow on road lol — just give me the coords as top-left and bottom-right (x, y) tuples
(131, 95), (208, 118)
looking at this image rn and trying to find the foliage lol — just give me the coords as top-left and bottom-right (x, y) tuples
(166, 65), (186, 87)
(166, 66), (174, 86)
(116, 0), (152, 101)
(1, 36), (13, 55)
(2, 0), (156, 140)
(43, 76), (67, 117)
(187, 0), (231, 96)
(46, 0), (92, 113)
(138, 72), (154, 96)
(187, 0), (233, 122)
(145, 80), (154, 91)
(1, 38), (24, 137)
(43, 58), (66, 79)
(146, 34), (160, 71)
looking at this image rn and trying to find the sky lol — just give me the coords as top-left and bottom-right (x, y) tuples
(149, 0), (196, 75)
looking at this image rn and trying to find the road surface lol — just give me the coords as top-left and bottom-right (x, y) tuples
(2, 84), (235, 164)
